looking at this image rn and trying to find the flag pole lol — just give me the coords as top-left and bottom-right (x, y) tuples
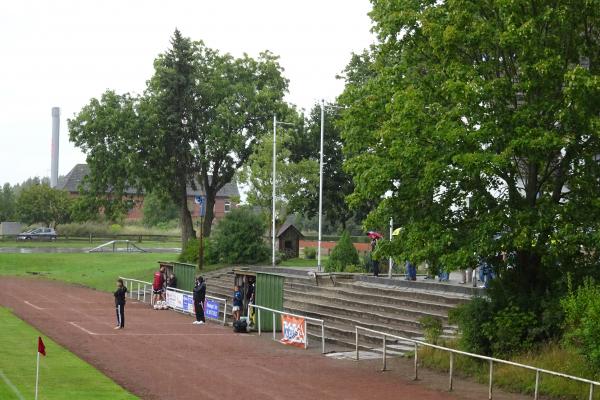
(35, 350), (40, 400)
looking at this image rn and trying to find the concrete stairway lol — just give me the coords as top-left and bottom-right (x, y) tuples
(202, 268), (476, 356)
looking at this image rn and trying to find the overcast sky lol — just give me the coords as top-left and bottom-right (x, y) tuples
(0, 0), (374, 185)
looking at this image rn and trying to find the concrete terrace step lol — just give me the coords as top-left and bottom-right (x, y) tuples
(284, 282), (457, 313)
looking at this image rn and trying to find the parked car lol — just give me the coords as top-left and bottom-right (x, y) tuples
(16, 227), (57, 241)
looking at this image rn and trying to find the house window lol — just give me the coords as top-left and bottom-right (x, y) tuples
(224, 201), (231, 213)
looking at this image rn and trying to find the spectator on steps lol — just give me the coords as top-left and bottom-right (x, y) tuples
(193, 276), (206, 325)
(405, 260), (417, 281)
(370, 238), (380, 277)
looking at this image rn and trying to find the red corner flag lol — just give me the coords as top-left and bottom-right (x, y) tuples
(37, 337), (46, 356)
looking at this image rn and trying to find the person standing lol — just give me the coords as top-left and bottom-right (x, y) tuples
(114, 279), (128, 330)
(167, 273), (177, 289)
(193, 276), (206, 325)
(370, 238), (380, 277)
(232, 285), (243, 321)
(152, 265), (166, 309)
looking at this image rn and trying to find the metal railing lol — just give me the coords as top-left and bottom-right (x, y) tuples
(355, 326), (599, 400)
(165, 287), (228, 325)
(249, 304), (326, 354)
(119, 277), (153, 304)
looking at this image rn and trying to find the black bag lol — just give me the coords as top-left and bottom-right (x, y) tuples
(233, 319), (248, 333)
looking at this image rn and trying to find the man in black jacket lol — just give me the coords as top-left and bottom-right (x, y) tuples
(193, 276), (206, 325)
(114, 278), (128, 329)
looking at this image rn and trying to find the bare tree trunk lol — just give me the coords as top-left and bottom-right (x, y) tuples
(179, 189), (196, 246)
(202, 194), (216, 237)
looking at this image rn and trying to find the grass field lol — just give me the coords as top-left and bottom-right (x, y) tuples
(0, 252), (205, 292)
(0, 307), (137, 400)
(279, 257), (327, 267)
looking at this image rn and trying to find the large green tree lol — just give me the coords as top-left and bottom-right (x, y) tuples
(340, 0), (600, 317)
(0, 183), (17, 221)
(69, 30), (288, 244)
(17, 184), (71, 228)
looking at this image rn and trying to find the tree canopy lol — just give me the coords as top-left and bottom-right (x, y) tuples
(339, 0), (600, 309)
(17, 184), (71, 228)
(69, 29), (288, 244)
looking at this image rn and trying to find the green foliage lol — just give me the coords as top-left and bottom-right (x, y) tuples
(0, 183), (17, 221)
(210, 207), (269, 264)
(482, 305), (536, 357)
(420, 316), (443, 345)
(449, 297), (494, 355)
(17, 184), (71, 228)
(303, 247), (316, 260)
(325, 231), (359, 272)
(561, 278), (600, 372)
(344, 264), (367, 273)
(177, 237), (217, 265)
(69, 29), (288, 243)
(142, 191), (178, 227)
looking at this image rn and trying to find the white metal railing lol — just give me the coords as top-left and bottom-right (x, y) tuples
(119, 277), (153, 304)
(165, 287), (228, 325)
(355, 326), (600, 400)
(248, 304), (326, 354)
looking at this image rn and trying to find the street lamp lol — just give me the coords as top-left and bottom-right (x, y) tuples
(272, 115), (295, 267)
(317, 100), (345, 272)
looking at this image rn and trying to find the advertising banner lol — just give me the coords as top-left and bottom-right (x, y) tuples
(182, 294), (194, 314)
(280, 314), (306, 348)
(205, 299), (220, 320)
(165, 289), (183, 309)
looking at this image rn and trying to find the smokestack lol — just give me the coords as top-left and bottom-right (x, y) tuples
(51, 107), (60, 188)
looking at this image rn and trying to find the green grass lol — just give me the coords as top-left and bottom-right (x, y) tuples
(0, 307), (137, 399)
(417, 341), (600, 399)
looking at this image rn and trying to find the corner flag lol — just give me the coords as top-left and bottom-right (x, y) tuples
(38, 337), (46, 356)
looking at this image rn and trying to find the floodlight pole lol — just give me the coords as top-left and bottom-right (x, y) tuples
(317, 99), (325, 272)
(272, 114), (277, 268)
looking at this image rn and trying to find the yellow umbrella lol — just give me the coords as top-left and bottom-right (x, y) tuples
(392, 227), (402, 236)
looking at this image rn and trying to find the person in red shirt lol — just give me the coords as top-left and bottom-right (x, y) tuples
(152, 265), (166, 309)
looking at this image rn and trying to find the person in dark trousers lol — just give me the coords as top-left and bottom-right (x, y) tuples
(193, 276), (206, 325)
(114, 278), (128, 329)
(167, 273), (177, 289)
(371, 238), (380, 277)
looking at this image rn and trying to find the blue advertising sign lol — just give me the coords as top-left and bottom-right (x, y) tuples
(205, 299), (220, 320)
(194, 195), (206, 217)
(182, 294), (194, 314)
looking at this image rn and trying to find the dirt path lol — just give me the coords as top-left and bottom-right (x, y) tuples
(0, 278), (530, 400)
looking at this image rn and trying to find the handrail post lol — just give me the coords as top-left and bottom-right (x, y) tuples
(258, 308), (261, 335)
(143, 284), (146, 303)
(223, 300), (227, 325)
(414, 342), (418, 380)
(137, 282), (140, 301)
(534, 370), (540, 400)
(355, 327), (359, 361)
(321, 322), (325, 354)
(488, 360), (493, 399)
(449, 352), (454, 391)
(590, 383), (594, 400)
(304, 319), (308, 349)
(382, 334), (387, 371)
(272, 312), (276, 340)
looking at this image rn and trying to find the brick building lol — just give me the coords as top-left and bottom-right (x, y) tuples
(60, 164), (239, 223)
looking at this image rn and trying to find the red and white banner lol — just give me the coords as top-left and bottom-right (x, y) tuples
(280, 314), (306, 348)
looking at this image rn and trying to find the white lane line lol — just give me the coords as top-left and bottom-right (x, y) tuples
(23, 300), (44, 310)
(0, 370), (25, 400)
(69, 321), (97, 335)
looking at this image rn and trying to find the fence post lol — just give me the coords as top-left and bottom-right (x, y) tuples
(534, 370), (540, 400)
(304, 319), (308, 349)
(321, 322), (325, 354)
(590, 383), (594, 400)
(223, 300), (227, 325)
(488, 360), (493, 400)
(449, 352), (454, 391)
(258, 308), (261, 336)
(355, 327), (359, 361)
(272, 312), (276, 340)
(137, 282), (140, 301)
(414, 342), (418, 381)
(143, 284), (146, 303)
(382, 335), (387, 371)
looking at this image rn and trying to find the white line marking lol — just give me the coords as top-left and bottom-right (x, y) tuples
(0, 370), (25, 400)
(24, 300), (44, 310)
(69, 322), (97, 335)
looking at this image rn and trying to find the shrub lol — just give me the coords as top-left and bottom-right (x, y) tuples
(482, 305), (536, 357)
(325, 231), (359, 272)
(449, 297), (494, 355)
(304, 247), (316, 260)
(177, 238), (217, 265)
(420, 316), (443, 345)
(344, 264), (367, 273)
(210, 207), (269, 264)
(561, 278), (600, 372)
